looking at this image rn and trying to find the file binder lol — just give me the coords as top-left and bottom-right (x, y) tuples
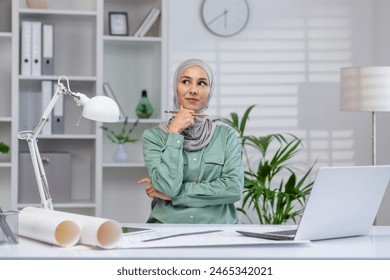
(20, 90), (41, 131)
(42, 24), (54, 75)
(41, 80), (52, 135)
(52, 83), (64, 134)
(31, 21), (42, 76)
(20, 21), (32, 76)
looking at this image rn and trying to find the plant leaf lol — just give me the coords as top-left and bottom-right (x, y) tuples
(223, 105), (316, 225)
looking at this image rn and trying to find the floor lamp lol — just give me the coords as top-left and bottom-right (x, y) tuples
(340, 66), (390, 166)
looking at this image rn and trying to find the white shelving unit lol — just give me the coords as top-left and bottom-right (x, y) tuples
(99, 0), (167, 222)
(0, 0), (167, 221)
(12, 0), (99, 215)
(0, 0), (13, 210)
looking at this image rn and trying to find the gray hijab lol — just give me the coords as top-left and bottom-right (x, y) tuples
(159, 59), (216, 151)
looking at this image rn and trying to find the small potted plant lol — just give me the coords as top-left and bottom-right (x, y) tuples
(101, 117), (139, 162)
(0, 142), (9, 154)
(0, 142), (10, 162)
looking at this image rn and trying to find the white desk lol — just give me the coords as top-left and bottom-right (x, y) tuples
(1, 225), (390, 259)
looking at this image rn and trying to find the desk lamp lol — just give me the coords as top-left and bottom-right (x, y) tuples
(340, 67), (390, 165)
(18, 76), (120, 210)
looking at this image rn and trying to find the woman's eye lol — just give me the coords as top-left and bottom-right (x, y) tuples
(182, 79), (190, 85)
(199, 81), (208, 86)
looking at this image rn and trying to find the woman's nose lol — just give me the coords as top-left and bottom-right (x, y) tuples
(189, 86), (198, 94)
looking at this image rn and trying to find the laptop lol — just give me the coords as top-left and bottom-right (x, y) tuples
(237, 165), (390, 241)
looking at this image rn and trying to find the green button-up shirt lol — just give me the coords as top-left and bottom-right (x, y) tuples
(142, 125), (244, 224)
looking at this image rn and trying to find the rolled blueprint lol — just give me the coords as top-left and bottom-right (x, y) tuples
(19, 210), (80, 247)
(20, 207), (122, 249)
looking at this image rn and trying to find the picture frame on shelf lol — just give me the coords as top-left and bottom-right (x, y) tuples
(108, 12), (129, 36)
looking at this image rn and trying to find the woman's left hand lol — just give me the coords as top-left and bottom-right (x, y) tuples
(138, 177), (172, 201)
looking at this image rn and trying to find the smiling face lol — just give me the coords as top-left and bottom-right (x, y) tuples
(176, 66), (210, 112)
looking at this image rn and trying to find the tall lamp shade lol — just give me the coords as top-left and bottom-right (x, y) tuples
(340, 66), (390, 165)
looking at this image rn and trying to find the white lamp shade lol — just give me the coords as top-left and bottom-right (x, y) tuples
(82, 95), (120, 122)
(340, 67), (390, 112)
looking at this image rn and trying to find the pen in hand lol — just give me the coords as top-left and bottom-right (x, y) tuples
(164, 110), (207, 117)
(142, 230), (222, 242)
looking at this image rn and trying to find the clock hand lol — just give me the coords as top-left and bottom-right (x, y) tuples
(224, 10), (228, 28)
(207, 9), (228, 26)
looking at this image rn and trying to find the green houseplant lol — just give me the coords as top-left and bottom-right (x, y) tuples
(217, 105), (315, 224)
(0, 142), (10, 154)
(101, 117), (139, 144)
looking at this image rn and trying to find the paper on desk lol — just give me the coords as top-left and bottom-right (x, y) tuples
(19, 210), (80, 247)
(117, 226), (308, 249)
(20, 207), (122, 249)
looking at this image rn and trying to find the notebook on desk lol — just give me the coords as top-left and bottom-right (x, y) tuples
(237, 165), (390, 241)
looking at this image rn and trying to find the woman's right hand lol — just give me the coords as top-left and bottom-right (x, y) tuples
(138, 177), (171, 201)
(168, 105), (195, 134)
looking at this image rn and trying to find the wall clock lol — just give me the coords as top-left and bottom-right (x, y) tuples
(201, 0), (250, 37)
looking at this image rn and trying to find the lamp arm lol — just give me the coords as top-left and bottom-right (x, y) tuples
(28, 139), (53, 210)
(17, 76), (76, 210)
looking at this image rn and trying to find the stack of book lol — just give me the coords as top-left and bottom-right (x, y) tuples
(133, 7), (161, 37)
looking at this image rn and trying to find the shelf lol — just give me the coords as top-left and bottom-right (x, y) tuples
(105, 118), (162, 124)
(36, 134), (97, 140)
(103, 162), (145, 168)
(103, 35), (162, 43)
(0, 32), (12, 38)
(135, 118), (163, 124)
(17, 202), (96, 209)
(19, 9), (97, 17)
(0, 117), (12, 122)
(18, 75), (97, 82)
(53, 202), (97, 208)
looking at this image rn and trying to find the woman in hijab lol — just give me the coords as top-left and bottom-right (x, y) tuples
(138, 58), (244, 224)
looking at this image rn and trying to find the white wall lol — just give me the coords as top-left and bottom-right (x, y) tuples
(167, 0), (390, 224)
(373, 0), (390, 225)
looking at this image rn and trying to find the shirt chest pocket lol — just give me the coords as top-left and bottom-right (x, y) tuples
(203, 154), (224, 179)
